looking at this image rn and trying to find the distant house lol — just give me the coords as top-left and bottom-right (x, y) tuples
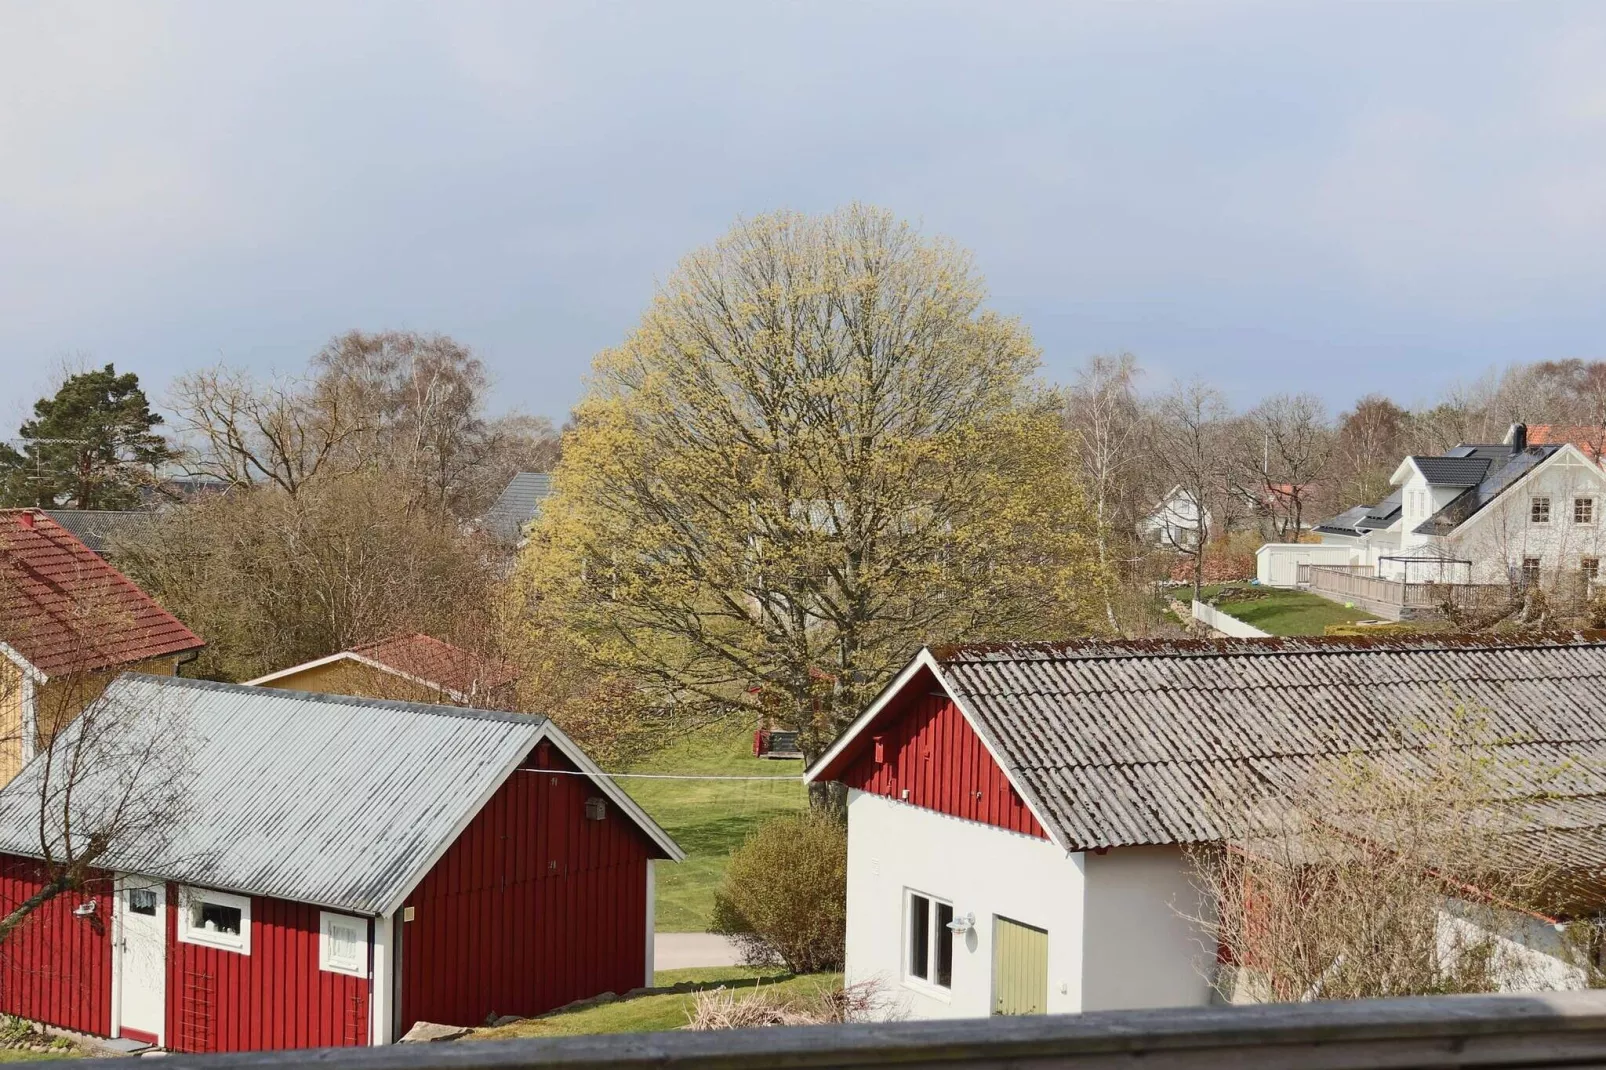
(247, 634), (520, 708)
(42, 509), (149, 556)
(805, 635), (1606, 1021)
(0, 509), (203, 781)
(1138, 485), (1210, 548)
(482, 472), (553, 547)
(1259, 425), (1606, 611)
(0, 674), (683, 1052)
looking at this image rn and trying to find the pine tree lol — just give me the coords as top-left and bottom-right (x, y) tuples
(0, 365), (175, 509)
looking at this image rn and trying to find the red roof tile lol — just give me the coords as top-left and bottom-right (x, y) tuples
(0, 509), (203, 678)
(350, 633), (519, 700)
(1526, 425), (1606, 462)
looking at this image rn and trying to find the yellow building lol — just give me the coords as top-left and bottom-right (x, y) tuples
(247, 633), (519, 708)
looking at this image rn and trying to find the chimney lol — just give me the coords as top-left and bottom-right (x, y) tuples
(17, 511), (34, 530)
(1508, 423), (1528, 453)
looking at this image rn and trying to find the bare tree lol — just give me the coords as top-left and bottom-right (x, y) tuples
(1248, 394), (1332, 538)
(1149, 381), (1229, 601)
(1331, 394), (1409, 507)
(1064, 354), (1143, 629)
(1191, 703), (1580, 1003)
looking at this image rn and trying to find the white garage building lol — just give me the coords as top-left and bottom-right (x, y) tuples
(805, 635), (1606, 1019)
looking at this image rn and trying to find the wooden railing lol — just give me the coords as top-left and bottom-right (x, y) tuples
(142, 990), (1606, 1069)
(1305, 566), (1514, 614)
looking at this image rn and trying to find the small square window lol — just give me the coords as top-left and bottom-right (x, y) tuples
(1531, 497), (1552, 524)
(319, 911), (367, 977)
(128, 888), (158, 917)
(178, 887), (250, 954)
(1577, 498), (1596, 525)
(1521, 557), (1542, 587)
(1584, 558), (1600, 582)
(906, 891), (954, 991)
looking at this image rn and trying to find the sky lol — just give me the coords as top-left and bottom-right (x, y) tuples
(3, 2), (1606, 430)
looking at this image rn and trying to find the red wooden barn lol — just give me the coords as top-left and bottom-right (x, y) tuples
(0, 674), (683, 1052)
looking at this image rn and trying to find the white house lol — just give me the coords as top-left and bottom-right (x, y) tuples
(805, 635), (1606, 1020)
(1139, 486), (1211, 549)
(1259, 425), (1606, 591)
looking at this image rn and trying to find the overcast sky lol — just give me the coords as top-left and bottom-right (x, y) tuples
(3, 2), (1605, 429)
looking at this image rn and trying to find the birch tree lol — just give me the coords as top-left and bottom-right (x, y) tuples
(1065, 354), (1142, 630)
(518, 206), (1107, 801)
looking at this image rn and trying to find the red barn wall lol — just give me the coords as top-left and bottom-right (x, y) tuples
(838, 682), (1047, 839)
(165, 890), (369, 1053)
(399, 748), (652, 1034)
(0, 856), (111, 1036)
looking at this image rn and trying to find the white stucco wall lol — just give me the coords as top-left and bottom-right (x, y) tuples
(1081, 847), (1217, 1011)
(844, 788), (1086, 1019)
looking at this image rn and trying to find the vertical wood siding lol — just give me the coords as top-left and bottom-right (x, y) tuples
(399, 749), (651, 1033)
(0, 856), (111, 1035)
(839, 689), (1047, 839)
(166, 890), (369, 1053)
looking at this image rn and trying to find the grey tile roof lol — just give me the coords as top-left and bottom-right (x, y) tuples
(42, 510), (148, 554)
(920, 635), (1606, 856)
(1415, 445), (1562, 535)
(1408, 456), (1494, 486)
(483, 472), (553, 544)
(0, 675), (551, 914)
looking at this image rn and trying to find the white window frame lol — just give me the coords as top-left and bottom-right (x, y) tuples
(1531, 496), (1552, 525)
(177, 886), (251, 955)
(319, 910), (368, 977)
(903, 889), (955, 997)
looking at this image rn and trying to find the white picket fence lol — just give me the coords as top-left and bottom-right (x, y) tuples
(1191, 599), (1271, 638)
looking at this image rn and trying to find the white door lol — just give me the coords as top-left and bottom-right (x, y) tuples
(116, 877), (166, 1046)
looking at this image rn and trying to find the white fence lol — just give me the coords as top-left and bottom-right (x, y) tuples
(1256, 542), (1360, 588)
(1192, 600), (1270, 638)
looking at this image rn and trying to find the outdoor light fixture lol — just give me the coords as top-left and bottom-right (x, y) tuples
(72, 900), (97, 917)
(945, 911), (975, 935)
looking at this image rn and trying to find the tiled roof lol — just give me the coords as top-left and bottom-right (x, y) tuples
(1408, 456), (1494, 486)
(351, 633), (520, 700)
(482, 472), (553, 544)
(1415, 445), (1562, 536)
(0, 510), (202, 678)
(845, 636), (1606, 869)
(1527, 425), (1606, 463)
(0, 675), (682, 913)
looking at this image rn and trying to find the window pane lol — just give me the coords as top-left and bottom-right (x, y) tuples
(1578, 498), (1595, 524)
(198, 902), (242, 935)
(908, 895), (930, 980)
(935, 903), (954, 988)
(1532, 497), (1551, 523)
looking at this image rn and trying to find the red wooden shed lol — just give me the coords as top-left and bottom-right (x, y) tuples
(0, 675), (683, 1053)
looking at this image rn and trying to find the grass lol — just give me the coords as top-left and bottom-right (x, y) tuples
(0, 1055), (74, 1063)
(620, 725), (805, 932)
(471, 967), (839, 1039)
(1200, 583), (1373, 636)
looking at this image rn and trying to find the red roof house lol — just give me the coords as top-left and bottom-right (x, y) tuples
(246, 634), (519, 706)
(0, 509), (202, 777)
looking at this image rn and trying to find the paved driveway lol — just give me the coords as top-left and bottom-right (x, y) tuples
(654, 932), (744, 971)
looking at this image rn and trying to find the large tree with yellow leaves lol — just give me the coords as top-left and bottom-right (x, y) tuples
(518, 206), (1107, 798)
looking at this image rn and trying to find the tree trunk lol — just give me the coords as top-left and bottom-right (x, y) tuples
(0, 871), (75, 946)
(808, 778), (848, 819)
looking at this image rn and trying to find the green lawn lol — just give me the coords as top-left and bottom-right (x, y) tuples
(471, 968), (839, 1039)
(1201, 583), (1372, 637)
(621, 726), (805, 932)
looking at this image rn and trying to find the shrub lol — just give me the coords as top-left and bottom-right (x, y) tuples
(711, 812), (846, 973)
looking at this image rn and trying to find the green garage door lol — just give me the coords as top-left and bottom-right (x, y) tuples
(992, 917), (1048, 1015)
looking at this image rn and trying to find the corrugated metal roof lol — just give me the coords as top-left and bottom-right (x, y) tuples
(483, 472), (553, 544)
(921, 635), (1606, 854)
(40, 510), (148, 555)
(0, 675), (548, 914)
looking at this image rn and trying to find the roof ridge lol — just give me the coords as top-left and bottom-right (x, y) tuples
(932, 632), (1606, 664)
(119, 673), (545, 726)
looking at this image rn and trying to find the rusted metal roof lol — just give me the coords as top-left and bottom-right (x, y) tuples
(351, 633), (520, 698)
(0, 509), (202, 678)
(921, 634), (1606, 855)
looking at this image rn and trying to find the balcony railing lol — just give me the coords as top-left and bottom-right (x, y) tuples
(146, 990), (1606, 1069)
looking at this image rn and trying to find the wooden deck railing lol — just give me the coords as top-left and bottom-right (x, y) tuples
(1305, 565), (1514, 614)
(139, 990), (1606, 1070)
